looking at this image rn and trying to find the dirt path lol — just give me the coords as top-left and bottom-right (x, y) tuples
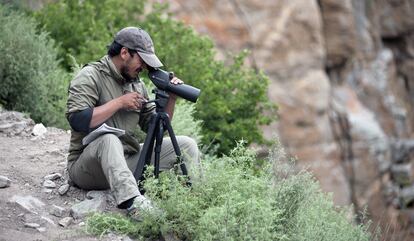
(0, 111), (129, 241)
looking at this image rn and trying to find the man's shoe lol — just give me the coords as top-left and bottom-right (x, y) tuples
(126, 195), (154, 221)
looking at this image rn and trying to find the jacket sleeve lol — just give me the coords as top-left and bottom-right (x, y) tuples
(66, 67), (99, 130)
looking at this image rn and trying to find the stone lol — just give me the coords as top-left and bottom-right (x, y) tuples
(0, 175), (11, 188)
(400, 185), (414, 207)
(86, 190), (107, 200)
(23, 213), (56, 228)
(122, 236), (134, 241)
(378, 0), (414, 38)
(44, 173), (62, 181)
(32, 123), (47, 137)
(10, 195), (45, 214)
(41, 216), (57, 227)
(58, 184), (70, 195)
(36, 227), (46, 232)
(391, 139), (414, 163)
(24, 222), (40, 229)
(391, 163), (412, 185)
(319, 0), (356, 67)
(42, 188), (53, 194)
(43, 180), (56, 188)
(58, 217), (73, 227)
(24, 213), (42, 224)
(70, 197), (106, 219)
(50, 205), (66, 217)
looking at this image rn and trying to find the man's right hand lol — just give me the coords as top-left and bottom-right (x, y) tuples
(119, 92), (147, 111)
(89, 91), (147, 128)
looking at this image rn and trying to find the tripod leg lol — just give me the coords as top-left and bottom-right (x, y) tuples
(154, 121), (164, 178)
(160, 113), (189, 176)
(133, 114), (159, 181)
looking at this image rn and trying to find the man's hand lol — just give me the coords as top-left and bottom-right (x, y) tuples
(119, 92), (147, 110)
(169, 77), (183, 100)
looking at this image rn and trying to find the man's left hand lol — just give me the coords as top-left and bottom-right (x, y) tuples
(170, 77), (183, 85)
(169, 77), (183, 100)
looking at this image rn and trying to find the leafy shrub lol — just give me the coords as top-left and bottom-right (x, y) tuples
(33, 0), (145, 70)
(87, 143), (375, 241)
(33, 1), (276, 155)
(171, 101), (203, 142)
(0, 5), (69, 128)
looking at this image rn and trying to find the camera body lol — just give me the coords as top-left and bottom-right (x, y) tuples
(148, 68), (200, 103)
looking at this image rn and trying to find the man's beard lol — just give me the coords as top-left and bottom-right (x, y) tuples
(120, 65), (137, 83)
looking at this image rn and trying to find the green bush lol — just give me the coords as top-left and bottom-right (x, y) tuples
(171, 101), (203, 142)
(34, 1), (276, 155)
(87, 143), (375, 240)
(0, 5), (69, 128)
(33, 0), (145, 70)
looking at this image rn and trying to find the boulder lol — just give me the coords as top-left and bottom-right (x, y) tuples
(10, 195), (45, 214)
(70, 197), (106, 219)
(32, 123), (47, 137)
(0, 175), (11, 188)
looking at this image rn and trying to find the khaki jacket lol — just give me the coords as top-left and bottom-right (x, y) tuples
(66, 55), (155, 163)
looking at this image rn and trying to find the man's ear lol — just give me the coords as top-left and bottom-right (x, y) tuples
(120, 47), (129, 61)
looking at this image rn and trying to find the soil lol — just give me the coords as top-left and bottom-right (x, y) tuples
(0, 112), (129, 241)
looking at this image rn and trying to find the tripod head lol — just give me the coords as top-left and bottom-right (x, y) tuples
(144, 88), (170, 113)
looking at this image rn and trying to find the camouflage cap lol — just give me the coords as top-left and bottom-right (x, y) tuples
(114, 27), (163, 68)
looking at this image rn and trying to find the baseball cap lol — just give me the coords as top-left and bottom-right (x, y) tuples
(114, 27), (163, 68)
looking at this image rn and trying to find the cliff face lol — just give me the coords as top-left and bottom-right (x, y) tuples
(166, 0), (414, 238)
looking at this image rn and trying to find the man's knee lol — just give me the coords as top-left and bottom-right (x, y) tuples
(95, 133), (122, 148)
(177, 136), (199, 161)
(178, 136), (197, 150)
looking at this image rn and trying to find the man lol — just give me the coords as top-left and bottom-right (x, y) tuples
(66, 27), (200, 216)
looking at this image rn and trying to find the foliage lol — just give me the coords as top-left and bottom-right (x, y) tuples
(87, 143), (374, 241)
(33, 0), (276, 155)
(33, 0), (145, 70)
(171, 101), (203, 142)
(0, 5), (69, 128)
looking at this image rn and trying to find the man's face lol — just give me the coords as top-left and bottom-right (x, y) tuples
(120, 50), (147, 82)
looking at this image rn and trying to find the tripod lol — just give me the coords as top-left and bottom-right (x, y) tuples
(133, 88), (188, 182)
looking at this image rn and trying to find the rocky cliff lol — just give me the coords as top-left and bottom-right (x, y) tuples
(165, 0), (414, 239)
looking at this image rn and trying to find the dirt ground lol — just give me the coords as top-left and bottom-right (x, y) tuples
(0, 111), (130, 241)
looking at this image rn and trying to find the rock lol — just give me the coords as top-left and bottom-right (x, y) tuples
(378, 0), (414, 38)
(41, 216), (57, 227)
(319, 0), (356, 67)
(32, 123), (47, 137)
(43, 180), (56, 188)
(36, 227), (46, 232)
(58, 217), (73, 227)
(24, 222), (40, 229)
(86, 190), (107, 200)
(58, 184), (70, 195)
(400, 185), (414, 207)
(122, 236), (133, 241)
(24, 213), (42, 223)
(23, 213), (56, 228)
(0, 175), (11, 188)
(50, 205), (66, 217)
(58, 161), (66, 167)
(42, 188), (53, 194)
(391, 163), (412, 185)
(10, 195), (45, 214)
(70, 197), (106, 219)
(391, 139), (414, 163)
(44, 173), (62, 181)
